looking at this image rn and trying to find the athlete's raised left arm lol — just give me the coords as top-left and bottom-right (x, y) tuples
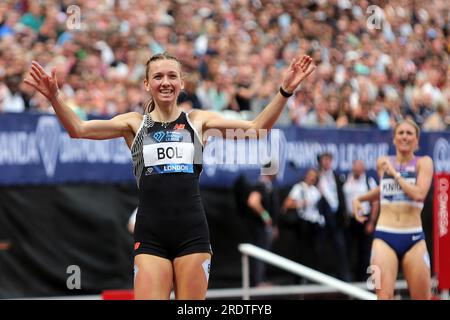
(189, 55), (316, 138)
(381, 156), (434, 202)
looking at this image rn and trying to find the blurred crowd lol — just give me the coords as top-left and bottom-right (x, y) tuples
(0, 0), (449, 130)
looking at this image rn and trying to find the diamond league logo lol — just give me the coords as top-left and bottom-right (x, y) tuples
(433, 138), (450, 173)
(35, 116), (61, 177)
(153, 131), (165, 142)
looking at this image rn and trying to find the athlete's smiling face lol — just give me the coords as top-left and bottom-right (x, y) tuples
(144, 59), (184, 105)
(393, 122), (419, 153)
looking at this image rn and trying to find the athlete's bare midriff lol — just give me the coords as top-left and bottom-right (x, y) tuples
(377, 203), (423, 229)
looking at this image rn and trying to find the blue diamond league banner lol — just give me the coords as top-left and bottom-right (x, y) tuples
(0, 113), (449, 186)
(200, 126), (450, 188)
(0, 113), (134, 185)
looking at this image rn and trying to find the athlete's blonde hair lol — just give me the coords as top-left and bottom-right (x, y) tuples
(393, 119), (420, 139)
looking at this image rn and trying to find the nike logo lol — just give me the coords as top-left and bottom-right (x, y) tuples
(412, 234), (422, 241)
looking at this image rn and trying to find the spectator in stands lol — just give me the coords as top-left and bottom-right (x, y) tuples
(316, 152), (351, 281)
(177, 72), (203, 111)
(241, 161), (281, 287)
(287, 89), (314, 127)
(343, 160), (379, 281)
(422, 99), (449, 131)
(0, 0), (447, 131)
(282, 168), (325, 273)
(302, 97), (336, 127)
(0, 74), (26, 112)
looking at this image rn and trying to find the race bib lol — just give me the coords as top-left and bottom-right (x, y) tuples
(143, 142), (194, 174)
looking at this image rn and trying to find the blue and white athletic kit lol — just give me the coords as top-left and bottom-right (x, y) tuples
(375, 156), (425, 259)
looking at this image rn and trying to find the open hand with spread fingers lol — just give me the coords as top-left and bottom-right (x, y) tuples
(23, 61), (59, 101)
(281, 55), (316, 95)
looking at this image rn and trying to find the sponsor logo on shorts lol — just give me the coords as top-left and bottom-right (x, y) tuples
(134, 242), (141, 250)
(412, 234), (422, 241)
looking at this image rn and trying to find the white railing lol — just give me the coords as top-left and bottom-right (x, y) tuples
(12, 281), (407, 300)
(239, 243), (377, 300)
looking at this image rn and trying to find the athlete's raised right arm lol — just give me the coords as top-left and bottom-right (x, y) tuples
(24, 61), (140, 143)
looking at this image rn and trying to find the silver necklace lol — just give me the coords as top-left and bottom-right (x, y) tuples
(148, 112), (171, 128)
(146, 114), (169, 128)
